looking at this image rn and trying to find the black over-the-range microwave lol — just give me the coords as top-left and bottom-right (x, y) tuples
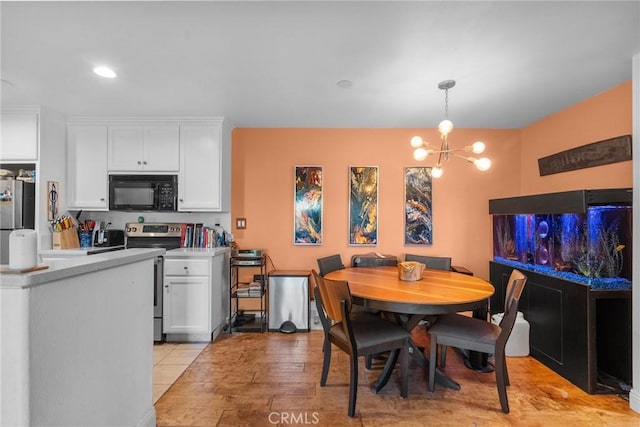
(108, 175), (178, 211)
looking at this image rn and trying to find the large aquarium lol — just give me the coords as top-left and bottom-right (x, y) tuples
(490, 189), (632, 290)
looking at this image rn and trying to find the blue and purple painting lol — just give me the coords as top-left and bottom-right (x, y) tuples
(404, 167), (433, 245)
(349, 166), (378, 245)
(294, 166), (323, 245)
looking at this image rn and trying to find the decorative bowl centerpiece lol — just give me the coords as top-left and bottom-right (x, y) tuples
(398, 261), (425, 281)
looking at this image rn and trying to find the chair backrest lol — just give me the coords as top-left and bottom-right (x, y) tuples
(351, 253), (398, 267)
(503, 269), (527, 313)
(317, 254), (345, 277)
(496, 270), (527, 348)
(312, 283), (332, 331)
(312, 270), (352, 324)
(405, 254), (452, 271)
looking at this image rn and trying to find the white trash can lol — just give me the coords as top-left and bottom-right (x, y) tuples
(491, 311), (530, 357)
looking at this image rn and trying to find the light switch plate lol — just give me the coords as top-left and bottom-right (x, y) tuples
(236, 218), (247, 229)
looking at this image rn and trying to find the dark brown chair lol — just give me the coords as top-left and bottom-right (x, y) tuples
(427, 269), (527, 413)
(317, 254), (345, 277)
(316, 253), (377, 368)
(405, 254), (452, 327)
(312, 270), (410, 417)
(405, 254), (452, 271)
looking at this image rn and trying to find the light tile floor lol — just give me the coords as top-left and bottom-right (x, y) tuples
(153, 342), (209, 403)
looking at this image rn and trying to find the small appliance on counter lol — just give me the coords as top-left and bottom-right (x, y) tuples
(94, 229), (125, 247)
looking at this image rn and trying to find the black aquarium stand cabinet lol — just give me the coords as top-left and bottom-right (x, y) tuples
(488, 189), (632, 394)
(490, 262), (631, 394)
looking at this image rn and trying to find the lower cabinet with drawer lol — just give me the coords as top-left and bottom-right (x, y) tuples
(163, 252), (230, 342)
(163, 257), (212, 340)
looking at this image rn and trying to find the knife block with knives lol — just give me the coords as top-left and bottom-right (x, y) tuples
(52, 228), (80, 249)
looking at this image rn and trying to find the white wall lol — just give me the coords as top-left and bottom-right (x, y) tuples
(37, 106), (68, 249)
(630, 53), (640, 414)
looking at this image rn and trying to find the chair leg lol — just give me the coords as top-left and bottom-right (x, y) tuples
(503, 355), (510, 387)
(400, 341), (409, 398)
(320, 339), (331, 386)
(428, 336), (437, 392)
(440, 345), (448, 368)
(348, 353), (358, 417)
(366, 354), (373, 369)
(494, 349), (510, 414)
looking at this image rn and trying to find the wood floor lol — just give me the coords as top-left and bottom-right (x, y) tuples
(155, 327), (639, 426)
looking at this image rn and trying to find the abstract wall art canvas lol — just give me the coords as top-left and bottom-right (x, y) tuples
(349, 166), (378, 245)
(294, 166), (323, 245)
(404, 167), (433, 245)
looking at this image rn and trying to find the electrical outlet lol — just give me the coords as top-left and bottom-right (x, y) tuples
(236, 218), (247, 229)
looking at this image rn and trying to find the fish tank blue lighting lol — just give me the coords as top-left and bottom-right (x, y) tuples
(493, 205), (632, 290)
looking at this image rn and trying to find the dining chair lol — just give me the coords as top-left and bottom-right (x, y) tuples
(427, 269), (527, 413)
(311, 270), (410, 417)
(351, 253), (398, 267)
(405, 254), (452, 327)
(404, 254), (452, 271)
(316, 254), (345, 277)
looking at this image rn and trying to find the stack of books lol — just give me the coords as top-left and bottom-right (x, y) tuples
(180, 223), (220, 248)
(236, 281), (263, 297)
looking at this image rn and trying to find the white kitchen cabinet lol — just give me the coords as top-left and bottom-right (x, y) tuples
(163, 258), (211, 335)
(108, 125), (179, 172)
(178, 120), (231, 212)
(67, 124), (108, 210)
(0, 108), (39, 160)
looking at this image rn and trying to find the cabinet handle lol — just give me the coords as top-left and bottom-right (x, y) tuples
(143, 161), (147, 165)
(137, 160), (142, 165)
(179, 198), (184, 203)
(100, 198), (105, 202)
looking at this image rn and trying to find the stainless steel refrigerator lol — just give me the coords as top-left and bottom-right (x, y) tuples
(0, 178), (35, 264)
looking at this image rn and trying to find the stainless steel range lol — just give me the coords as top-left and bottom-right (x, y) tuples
(125, 222), (182, 342)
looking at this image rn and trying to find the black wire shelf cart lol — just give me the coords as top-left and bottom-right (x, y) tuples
(228, 254), (267, 333)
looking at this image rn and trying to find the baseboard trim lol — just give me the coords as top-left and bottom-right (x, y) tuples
(629, 388), (640, 414)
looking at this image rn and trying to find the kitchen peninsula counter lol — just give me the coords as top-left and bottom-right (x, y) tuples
(1, 247), (164, 288)
(0, 248), (162, 427)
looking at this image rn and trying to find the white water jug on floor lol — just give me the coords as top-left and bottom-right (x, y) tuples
(491, 311), (530, 357)
(9, 229), (38, 270)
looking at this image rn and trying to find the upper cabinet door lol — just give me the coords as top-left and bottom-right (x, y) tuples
(143, 126), (180, 171)
(108, 126), (145, 171)
(67, 124), (108, 210)
(179, 124), (222, 211)
(108, 125), (179, 172)
(1, 110), (39, 161)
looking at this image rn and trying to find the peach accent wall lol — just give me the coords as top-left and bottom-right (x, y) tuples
(230, 82), (632, 282)
(520, 81), (632, 194)
(232, 128), (521, 280)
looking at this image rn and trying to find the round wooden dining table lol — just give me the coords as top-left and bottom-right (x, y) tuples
(325, 266), (495, 391)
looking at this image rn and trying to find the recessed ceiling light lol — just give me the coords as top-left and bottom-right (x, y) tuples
(93, 66), (117, 78)
(337, 80), (352, 89)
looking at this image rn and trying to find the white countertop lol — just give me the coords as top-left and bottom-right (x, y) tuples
(165, 247), (231, 257)
(40, 246), (126, 257)
(0, 248), (164, 289)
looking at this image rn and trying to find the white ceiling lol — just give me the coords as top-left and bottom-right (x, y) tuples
(1, 1), (639, 129)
